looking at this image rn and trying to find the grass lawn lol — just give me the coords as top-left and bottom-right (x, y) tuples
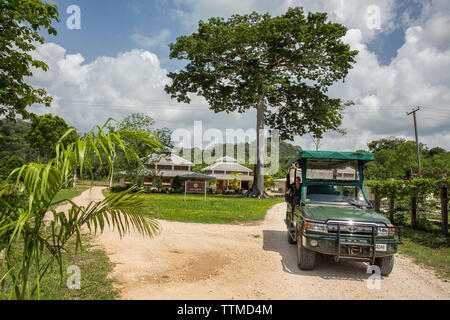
(0, 235), (119, 300)
(386, 209), (450, 281)
(50, 186), (90, 208)
(1, 186), (118, 300)
(398, 227), (450, 281)
(136, 193), (284, 224)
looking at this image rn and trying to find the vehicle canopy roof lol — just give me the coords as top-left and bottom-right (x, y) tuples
(288, 150), (374, 169)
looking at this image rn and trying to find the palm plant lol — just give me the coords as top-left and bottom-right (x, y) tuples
(0, 120), (162, 300)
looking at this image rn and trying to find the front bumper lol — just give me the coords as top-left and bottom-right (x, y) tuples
(302, 233), (398, 260)
(299, 221), (402, 263)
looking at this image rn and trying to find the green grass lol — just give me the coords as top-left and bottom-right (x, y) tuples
(50, 186), (89, 208)
(385, 209), (450, 281)
(1, 186), (118, 300)
(0, 235), (119, 300)
(135, 193), (284, 224)
(398, 227), (450, 281)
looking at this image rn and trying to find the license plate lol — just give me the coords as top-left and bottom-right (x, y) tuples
(376, 244), (387, 252)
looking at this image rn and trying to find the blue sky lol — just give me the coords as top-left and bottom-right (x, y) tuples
(30, 0), (450, 151)
(48, 0), (420, 68)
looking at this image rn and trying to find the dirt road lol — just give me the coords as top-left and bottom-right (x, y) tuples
(70, 187), (449, 300)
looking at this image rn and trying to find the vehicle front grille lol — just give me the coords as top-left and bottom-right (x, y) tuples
(327, 224), (375, 236)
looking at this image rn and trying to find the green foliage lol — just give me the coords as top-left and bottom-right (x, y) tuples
(264, 175), (275, 189)
(229, 172), (241, 191)
(366, 178), (444, 201)
(114, 113), (172, 188)
(399, 227), (450, 280)
(0, 154), (24, 181)
(170, 176), (183, 191)
(154, 176), (163, 189)
(0, 119), (161, 300)
(0, 119), (35, 162)
(0, 0), (59, 119)
(0, 234), (119, 300)
(24, 114), (78, 162)
(365, 138), (450, 180)
(165, 7), (357, 196)
(109, 185), (128, 193)
(165, 7), (357, 141)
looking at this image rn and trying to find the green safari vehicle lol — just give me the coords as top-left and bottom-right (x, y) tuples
(285, 151), (402, 275)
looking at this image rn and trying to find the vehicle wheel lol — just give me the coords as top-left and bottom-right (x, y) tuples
(373, 255), (395, 276)
(296, 234), (316, 270)
(287, 230), (296, 244)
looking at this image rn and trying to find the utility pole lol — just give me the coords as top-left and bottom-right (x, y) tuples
(407, 107), (422, 177)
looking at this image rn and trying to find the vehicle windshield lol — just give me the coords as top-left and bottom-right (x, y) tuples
(304, 161), (369, 207)
(306, 185), (368, 206)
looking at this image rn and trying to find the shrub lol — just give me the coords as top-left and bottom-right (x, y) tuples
(171, 176), (182, 190)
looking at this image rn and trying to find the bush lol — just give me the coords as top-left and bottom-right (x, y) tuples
(110, 185), (131, 193)
(171, 176), (182, 190)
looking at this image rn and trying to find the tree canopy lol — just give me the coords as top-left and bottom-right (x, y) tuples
(364, 138), (450, 180)
(165, 7), (358, 197)
(0, 0), (59, 119)
(165, 7), (357, 140)
(24, 114), (78, 162)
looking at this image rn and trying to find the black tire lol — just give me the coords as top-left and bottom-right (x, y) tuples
(373, 255), (395, 276)
(287, 230), (296, 244)
(296, 234), (316, 270)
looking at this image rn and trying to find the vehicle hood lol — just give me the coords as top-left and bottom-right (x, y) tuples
(303, 205), (391, 225)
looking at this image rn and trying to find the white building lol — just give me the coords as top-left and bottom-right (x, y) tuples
(202, 156), (254, 191)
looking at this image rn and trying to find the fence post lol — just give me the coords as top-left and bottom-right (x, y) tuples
(389, 197), (395, 223)
(411, 196), (417, 228)
(374, 193), (381, 213)
(441, 187), (448, 235)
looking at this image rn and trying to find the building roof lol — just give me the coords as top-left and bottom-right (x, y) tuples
(215, 156), (237, 163)
(202, 157), (253, 173)
(143, 153), (194, 167)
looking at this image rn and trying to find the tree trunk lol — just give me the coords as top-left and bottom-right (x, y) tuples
(441, 187), (448, 235)
(411, 196), (417, 228)
(109, 155), (115, 189)
(389, 197), (395, 223)
(245, 91), (269, 198)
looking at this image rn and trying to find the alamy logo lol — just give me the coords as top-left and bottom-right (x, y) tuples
(66, 5), (81, 30)
(66, 265), (81, 290)
(366, 5), (381, 30)
(366, 265), (381, 289)
(171, 121), (280, 175)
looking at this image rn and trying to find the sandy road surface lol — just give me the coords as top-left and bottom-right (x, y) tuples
(67, 187), (449, 300)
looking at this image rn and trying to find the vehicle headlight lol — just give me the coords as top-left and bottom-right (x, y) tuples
(305, 221), (328, 233)
(377, 227), (395, 236)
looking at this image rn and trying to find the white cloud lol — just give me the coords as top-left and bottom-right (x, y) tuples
(130, 29), (171, 48)
(171, 0), (397, 42)
(27, 42), (255, 142)
(26, 1), (450, 153)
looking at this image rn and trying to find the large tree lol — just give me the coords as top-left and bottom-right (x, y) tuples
(24, 114), (78, 162)
(0, 0), (59, 119)
(165, 7), (358, 197)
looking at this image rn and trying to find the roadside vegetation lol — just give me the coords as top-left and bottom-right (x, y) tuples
(0, 234), (119, 300)
(399, 227), (449, 280)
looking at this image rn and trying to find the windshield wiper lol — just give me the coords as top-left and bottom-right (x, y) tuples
(349, 200), (368, 209)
